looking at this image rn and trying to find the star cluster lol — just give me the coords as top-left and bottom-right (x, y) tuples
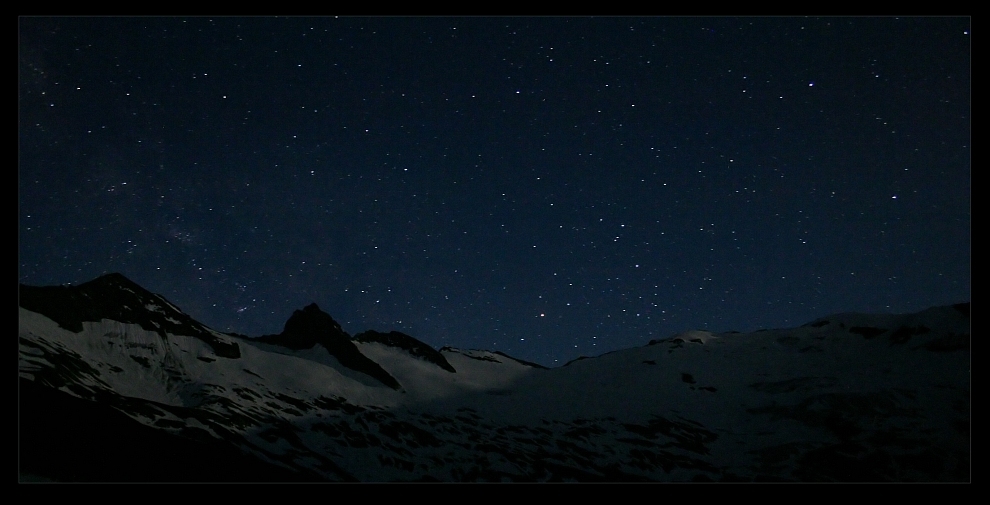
(19, 17), (970, 366)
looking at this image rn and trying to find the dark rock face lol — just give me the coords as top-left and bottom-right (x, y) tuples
(493, 351), (550, 370)
(354, 330), (457, 373)
(265, 303), (350, 350)
(255, 304), (402, 390)
(18, 273), (240, 358)
(562, 355), (591, 366)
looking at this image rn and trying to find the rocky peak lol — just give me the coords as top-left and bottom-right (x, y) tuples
(277, 303), (351, 350)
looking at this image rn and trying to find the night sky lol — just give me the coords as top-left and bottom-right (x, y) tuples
(19, 17), (970, 366)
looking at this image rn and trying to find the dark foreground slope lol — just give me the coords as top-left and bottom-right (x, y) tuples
(18, 378), (330, 482)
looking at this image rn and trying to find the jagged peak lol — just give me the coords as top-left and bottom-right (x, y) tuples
(80, 272), (146, 292)
(281, 303), (349, 343)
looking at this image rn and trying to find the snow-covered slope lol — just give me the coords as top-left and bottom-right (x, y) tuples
(18, 274), (970, 482)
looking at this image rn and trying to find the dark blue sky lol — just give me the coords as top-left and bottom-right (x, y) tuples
(19, 17), (970, 366)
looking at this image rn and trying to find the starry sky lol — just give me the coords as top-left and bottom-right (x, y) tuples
(19, 17), (970, 366)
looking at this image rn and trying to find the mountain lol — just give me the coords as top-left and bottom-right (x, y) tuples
(253, 304), (401, 390)
(18, 274), (970, 482)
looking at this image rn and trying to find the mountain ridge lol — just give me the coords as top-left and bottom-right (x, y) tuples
(18, 273), (970, 482)
(19, 273), (241, 359)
